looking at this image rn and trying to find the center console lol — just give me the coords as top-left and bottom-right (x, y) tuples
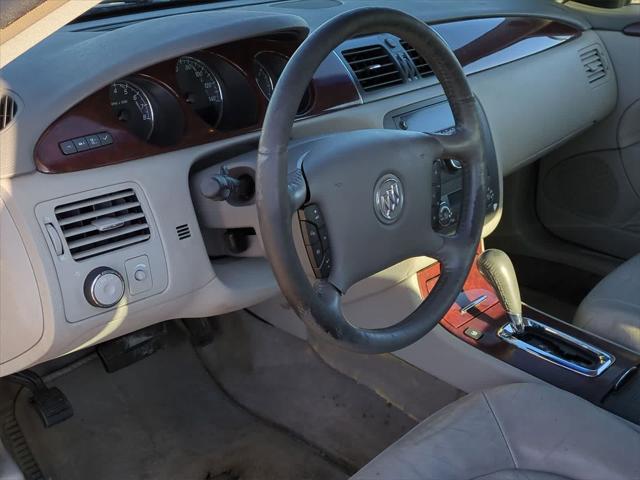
(418, 245), (640, 423)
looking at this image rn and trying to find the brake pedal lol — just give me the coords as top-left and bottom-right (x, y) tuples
(5, 371), (73, 428)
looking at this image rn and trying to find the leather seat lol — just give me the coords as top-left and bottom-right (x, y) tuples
(350, 383), (640, 480)
(574, 254), (640, 352)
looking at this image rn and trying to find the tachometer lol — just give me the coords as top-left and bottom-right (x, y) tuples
(109, 79), (155, 140)
(109, 76), (184, 146)
(175, 56), (224, 127)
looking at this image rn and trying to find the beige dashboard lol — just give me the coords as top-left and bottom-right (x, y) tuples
(0, 6), (616, 376)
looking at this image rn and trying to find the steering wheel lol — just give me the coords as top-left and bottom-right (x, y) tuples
(256, 7), (493, 354)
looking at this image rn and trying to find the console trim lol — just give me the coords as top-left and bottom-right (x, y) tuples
(497, 318), (615, 377)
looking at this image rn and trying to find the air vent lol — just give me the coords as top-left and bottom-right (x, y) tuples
(0, 94), (17, 131)
(342, 45), (403, 92)
(580, 46), (607, 85)
(176, 224), (191, 240)
(54, 189), (150, 261)
(399, 40), (433, 78)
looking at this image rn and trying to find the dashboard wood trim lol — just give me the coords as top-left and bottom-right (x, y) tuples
(35, 17), (582, 174)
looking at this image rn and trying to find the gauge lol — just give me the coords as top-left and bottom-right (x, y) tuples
(175, 56), (224, 127)
(109, 79), (154, 141)
(253, 51), (312, 114)
(109, 76), (184, 146)
(254, 61), (274, 101)
(253, 52), (288, 102)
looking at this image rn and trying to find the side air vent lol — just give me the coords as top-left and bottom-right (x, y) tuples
(176, 224), (191, 240)
(580, 46), (608, 85)
(0, 94), (17, 131)
(342, 45), (403, 92)
(54, 189), (150, 261)
(399, 40), (433, 78)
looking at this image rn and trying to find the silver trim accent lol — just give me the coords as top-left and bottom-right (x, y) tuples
(459, 294), (488, 314)
(88, 269), (125, 308)
(373, 173), (404, 224)
(497, 318), (615, 377)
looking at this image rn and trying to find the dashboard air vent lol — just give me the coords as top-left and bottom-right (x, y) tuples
(580, 46), (607, 85)
(399, 40), (433, 78)
(342, 45), (403, 92)
(0, 94), (17, 131)
(54, 189), (150, 261)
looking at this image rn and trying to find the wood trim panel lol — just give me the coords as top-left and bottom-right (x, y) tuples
(418, 248), (640, 404)
(34, 36), (359, 174)
(35, 17), (581, 174)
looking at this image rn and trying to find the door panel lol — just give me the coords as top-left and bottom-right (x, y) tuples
(537, 27), (640, 260)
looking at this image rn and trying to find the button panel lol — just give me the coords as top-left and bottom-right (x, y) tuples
(124, 255), (153, 296)
(298, 204), (332, 278)
(59, 132), (113, 156)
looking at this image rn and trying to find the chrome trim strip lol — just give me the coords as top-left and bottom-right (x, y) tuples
(497, 318), (615, 377)
(459, 294), (488, 314)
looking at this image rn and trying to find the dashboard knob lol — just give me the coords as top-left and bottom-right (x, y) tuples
(84, 267), (125, 308)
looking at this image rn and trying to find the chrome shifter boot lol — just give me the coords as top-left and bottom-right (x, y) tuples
(477, 249), (526, 334)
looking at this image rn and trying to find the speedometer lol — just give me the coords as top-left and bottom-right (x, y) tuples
(175, 56), (224, 127)
(109, 79), (155, 140)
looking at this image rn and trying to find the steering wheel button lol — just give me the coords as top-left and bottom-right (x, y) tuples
(302, 204), (325, 227)
(305, 244), (325, 268)
(300, 221), (320, 245)
(318, 226), (330, 249)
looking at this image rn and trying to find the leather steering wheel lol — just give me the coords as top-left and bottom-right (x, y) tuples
(256, 7), (494, 354)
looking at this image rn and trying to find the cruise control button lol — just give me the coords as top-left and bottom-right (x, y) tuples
(319, 250), (332, 277)
(305, 243), (325, 269)
(300, 221), (320, 245)
(86, 134), (101, 148)
(72, 137), (90, 152)
(318, 226), (330, 250)
(59, 140), (77, 155)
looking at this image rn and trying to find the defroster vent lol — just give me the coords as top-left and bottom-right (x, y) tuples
(342, 44), (403, 92)
(54, 189), (150, 261)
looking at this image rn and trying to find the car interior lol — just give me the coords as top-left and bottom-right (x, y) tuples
(1, 0), (640, 478)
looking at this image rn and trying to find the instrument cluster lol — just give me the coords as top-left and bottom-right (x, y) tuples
(108, 50), (313, 146)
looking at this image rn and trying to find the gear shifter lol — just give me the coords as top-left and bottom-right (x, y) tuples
(476, 249), (526, 334)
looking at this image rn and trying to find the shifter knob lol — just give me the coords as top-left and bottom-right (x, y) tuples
(477, 249), (525, 333)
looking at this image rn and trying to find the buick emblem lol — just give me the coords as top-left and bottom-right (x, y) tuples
(374, 173), (404, 224)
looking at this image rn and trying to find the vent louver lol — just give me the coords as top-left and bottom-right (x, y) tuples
(342, 45), (403, 92)
(54, 189), (150, 261)
(580, 46), (607, 85)
(176, 224), (191, 240)
(0, 94), (17, 131)
(399, 40), (433, 78)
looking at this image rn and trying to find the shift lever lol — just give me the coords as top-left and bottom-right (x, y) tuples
(477, 249), (526, 334)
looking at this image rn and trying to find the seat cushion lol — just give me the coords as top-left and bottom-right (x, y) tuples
(574, 254), (640, 352)
(350, 383), (640, 480)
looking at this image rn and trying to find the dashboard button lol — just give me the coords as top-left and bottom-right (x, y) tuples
(86, 134), (101, 148)
(72, 137), (90, 152)
(300, 221), (320, 245)
(98, 132), (113, 145)
(305, 243), (325, 269)
(59, 140), (77, 155)
(301, 204), (325, 227)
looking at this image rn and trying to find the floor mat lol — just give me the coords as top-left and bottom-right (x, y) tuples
(198, 313), (440, 470)
(15, 327), (348, 480)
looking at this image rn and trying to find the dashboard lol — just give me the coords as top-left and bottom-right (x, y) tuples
(0, 0), (618, 376)
(35, 16), (578, 173)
